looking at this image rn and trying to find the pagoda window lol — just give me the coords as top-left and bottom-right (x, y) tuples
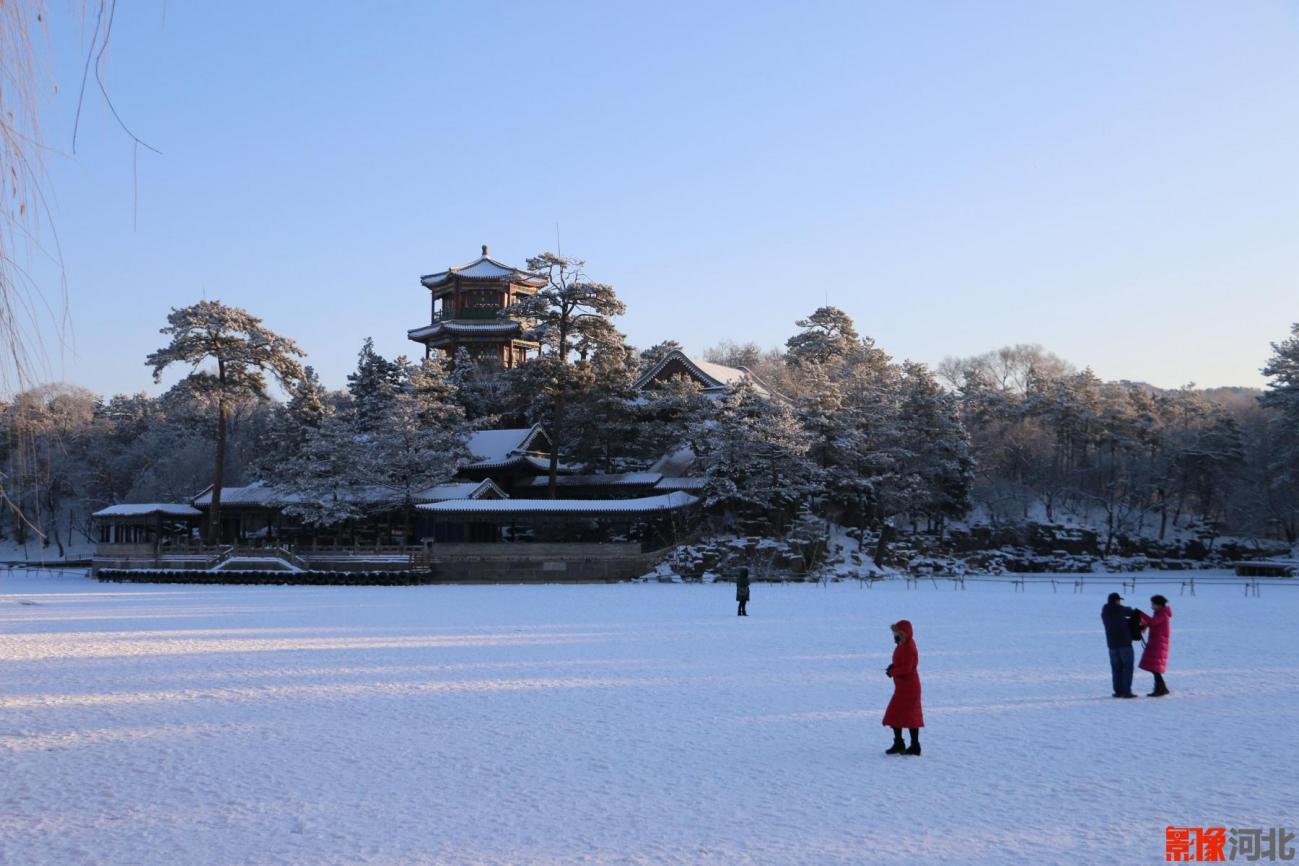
(462, 293), (501, 320)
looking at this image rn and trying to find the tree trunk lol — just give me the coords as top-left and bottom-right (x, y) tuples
(209, 398), (228, 544)
(873, 522), (893, 568)
(547, 393), (564, 499)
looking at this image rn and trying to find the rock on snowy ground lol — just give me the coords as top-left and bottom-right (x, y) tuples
(1, 569), (1296, 865)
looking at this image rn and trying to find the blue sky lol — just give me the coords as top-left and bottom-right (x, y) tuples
(20, 0), (1299, 396)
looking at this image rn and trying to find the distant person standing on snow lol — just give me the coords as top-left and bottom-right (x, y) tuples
(1138, 595), (1173, 697)
(735, 567), (750, 616)
(883, 620), (923, 756)
(1101, 592), (1139, 698)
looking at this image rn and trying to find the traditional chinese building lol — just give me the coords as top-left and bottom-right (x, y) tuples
(406, 245), (546, 368)
(633, 349), (771, 398)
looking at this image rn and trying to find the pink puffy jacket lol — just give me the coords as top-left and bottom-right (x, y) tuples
(1139, 606), (1172, 674)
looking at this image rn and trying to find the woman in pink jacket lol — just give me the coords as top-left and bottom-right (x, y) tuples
(1138, 594), (1172, 697)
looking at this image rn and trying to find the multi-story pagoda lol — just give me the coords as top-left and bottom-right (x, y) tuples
(407, 245), (546, 368)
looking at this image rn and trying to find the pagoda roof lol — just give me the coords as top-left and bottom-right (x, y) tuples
(420, 246), (547, 289)
(407, 320), (522, 341)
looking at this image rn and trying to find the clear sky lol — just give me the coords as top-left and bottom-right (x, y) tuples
(18, 0), (1299, 396)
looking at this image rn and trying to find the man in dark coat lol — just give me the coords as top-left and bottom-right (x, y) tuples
(1101, 591), (1139, 698)
(735, 567), (750, 616)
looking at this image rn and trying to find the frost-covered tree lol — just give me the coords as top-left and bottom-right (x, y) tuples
(691, 380), (816, 534)
(278, 413), (372, 527)
(631, 370), (714, 470)
(506, 252), (626, 496)
(0, 385), (96, 553)
(374, 356), (470, 536)
(347, 338), (403, 434)
(1258, 323), (1299, 541)
(257, 365), (333, 478)
(145, 301), (306, 542)
(277, 354), (469, 538)
(448, 347), (508, 424)
(1261, 324), (1299, 418)
(892, 362), (974, 532)
(785, 306), (861, 368)
(566, 345), (641, 472)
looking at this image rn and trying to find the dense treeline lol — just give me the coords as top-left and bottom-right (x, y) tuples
(2, 269), (1296, 554)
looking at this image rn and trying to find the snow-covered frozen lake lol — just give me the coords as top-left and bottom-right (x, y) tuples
(2, 569), (1296, 865)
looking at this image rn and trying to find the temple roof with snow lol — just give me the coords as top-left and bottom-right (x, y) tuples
(420, 246), (547, 292)
(633, 349), (770, 398)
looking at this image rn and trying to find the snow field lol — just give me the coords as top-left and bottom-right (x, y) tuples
(1, 570), (1297, 865)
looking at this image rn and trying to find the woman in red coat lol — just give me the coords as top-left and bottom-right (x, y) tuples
(1138, 594), (1173, 697)
(883, 619), (924, 756)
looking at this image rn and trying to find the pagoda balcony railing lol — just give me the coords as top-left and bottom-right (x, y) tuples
(432, 308), (507, 322)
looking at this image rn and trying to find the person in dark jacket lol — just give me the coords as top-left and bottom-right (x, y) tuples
(1139, 594), (1173, 697)
(735, 567), (750, 616)
(1101, 592), (1139, 698)
(883, 620), (923, 756)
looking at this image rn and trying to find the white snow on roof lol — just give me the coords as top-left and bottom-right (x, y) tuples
(466, 428), (536, 463)
(192, 482), (285, 507)
(441, 322), (521, 332)
(418, 492), (698, 516)
(525, 472), (661, 488)
(653, 476), (707, 491)
(454, 259), (522, 279)
(93, 503), (203, 518)
(420, 251), (547, 287)
(649, 445), (696, 476)
(414, 479), (507, 502)
(632, 350), (769, 397)
(407, 324), (440, 340)
(691, 358), (749, 386)
(407, 321), (521, 341)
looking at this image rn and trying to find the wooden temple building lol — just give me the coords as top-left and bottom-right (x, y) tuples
(406, 245), (545, 368)
(633, 348), (771, 398)
(92, 424), (700, 580)
(87, 245), (789, 582)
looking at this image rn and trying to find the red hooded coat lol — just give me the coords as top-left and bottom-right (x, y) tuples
(1138, 606), (1172, 674)
(882, 619), (924, 729)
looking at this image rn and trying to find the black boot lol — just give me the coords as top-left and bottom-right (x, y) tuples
(905, 729), (921, 756)
(1148, 673), (1169, 697)
(885, 728), (906, 755)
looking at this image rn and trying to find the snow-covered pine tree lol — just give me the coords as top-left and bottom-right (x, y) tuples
(279, 412), (373, 528)
(448, 347), (508, 424)
(633, 370), (715, 470)
(893, 361), (974, 534)
(566, 345), (640, 472)
(258, 365), (331, 477)
(347, 338), (403, 434)
(785, 306), (861, 369)
(372, 356), (471, 540)
(1259, 323), (1299, 542)
(145, 301), (306, 542)
(691, 380), (816, 534)
(505, 252), (626, 496)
